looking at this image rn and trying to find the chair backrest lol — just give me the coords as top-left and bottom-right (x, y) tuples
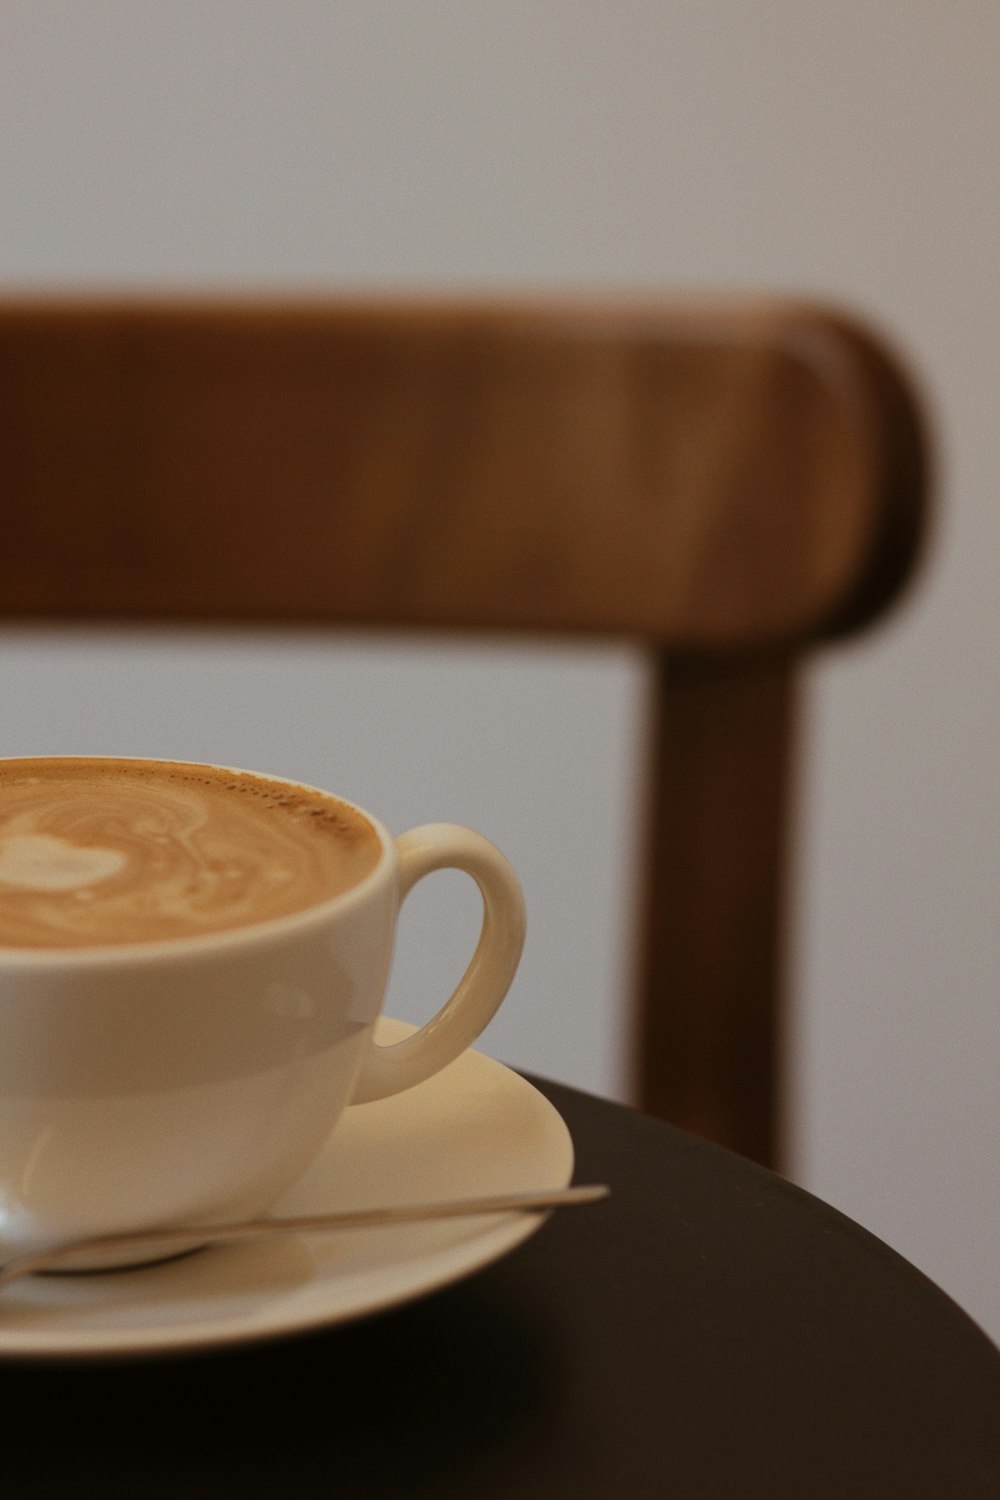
(0, 297), (928, 1166)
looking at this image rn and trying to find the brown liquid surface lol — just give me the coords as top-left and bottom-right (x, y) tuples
(0, 759), (382, 949)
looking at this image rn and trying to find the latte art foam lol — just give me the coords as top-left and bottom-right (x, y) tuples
(0, 759), (382, 949)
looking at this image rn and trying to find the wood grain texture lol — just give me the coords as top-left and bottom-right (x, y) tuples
(0, 298), (926, 646)
(0, 297), (929, 1166)
(633, 655), (797, 1166)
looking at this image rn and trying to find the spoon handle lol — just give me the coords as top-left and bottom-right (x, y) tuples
(0, 1184), (610, 1290)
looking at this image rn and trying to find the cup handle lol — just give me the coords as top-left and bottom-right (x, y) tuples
(350, 824), (526, 1104)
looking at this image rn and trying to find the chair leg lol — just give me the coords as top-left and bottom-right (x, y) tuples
(632, 652), (797, 1169)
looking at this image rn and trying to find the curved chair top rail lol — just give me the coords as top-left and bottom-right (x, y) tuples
(0, 295), (928, 651)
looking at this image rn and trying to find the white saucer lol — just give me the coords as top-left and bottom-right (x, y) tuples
(0, 1019), (573, 1362)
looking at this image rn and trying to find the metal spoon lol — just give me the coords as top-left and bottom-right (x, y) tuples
(0, 1184), (610, 1291)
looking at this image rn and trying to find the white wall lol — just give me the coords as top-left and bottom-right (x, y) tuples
(1, 3), (998, 1344)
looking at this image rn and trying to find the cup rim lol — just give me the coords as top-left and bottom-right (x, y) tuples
(0, 755), (396, 968)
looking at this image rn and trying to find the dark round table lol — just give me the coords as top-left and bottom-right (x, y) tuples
(4, 1078), (1000, 1499)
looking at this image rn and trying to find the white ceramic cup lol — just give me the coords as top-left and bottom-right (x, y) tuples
(0, 767), (526, 1265)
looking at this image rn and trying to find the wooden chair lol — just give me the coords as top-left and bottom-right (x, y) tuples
(0, 297), (928, 1168)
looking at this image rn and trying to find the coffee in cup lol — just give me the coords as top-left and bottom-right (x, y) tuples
(0, 757), (383, 949)
(0, 757), (526, 1266)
